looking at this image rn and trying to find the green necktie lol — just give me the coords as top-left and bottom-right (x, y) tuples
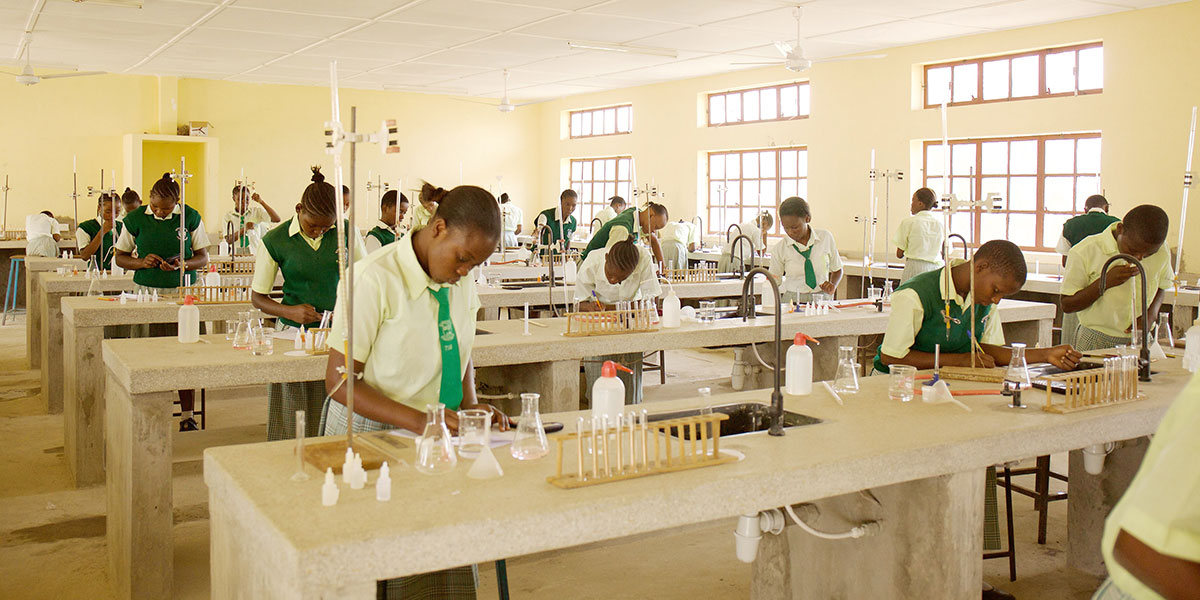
(793, 244), (818, 289)
(429, 287), (463, 410)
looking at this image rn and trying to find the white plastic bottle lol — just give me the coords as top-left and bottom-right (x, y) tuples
(661, 289), (681, 328)
(177, 296), (200, 343)
(785, 333), (818, 396)
(1184, 318), (1200, 373)
(204, 265), (221, 302)
(592, 360), (631, 421)
(563, 258), (578, 284)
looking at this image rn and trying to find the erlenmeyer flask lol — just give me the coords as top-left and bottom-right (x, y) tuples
(1003, 343), (1032, 393)
(232, 311), (252, 350)
(832, 346), (860, 394)
(511, 393), (549, 460)
(416, 403), (457, 474)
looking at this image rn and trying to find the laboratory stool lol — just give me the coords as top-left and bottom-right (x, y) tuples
(983, 465), (1017, 582)
(172, 389), (207, 430)
(642, 350), (666, 384)
(2, 255), (24, 326)
(995, 455), (1067, 544)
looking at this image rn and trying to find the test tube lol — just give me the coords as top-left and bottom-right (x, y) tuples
(291, 410), (309, 481)
(601, 415), (611, 477)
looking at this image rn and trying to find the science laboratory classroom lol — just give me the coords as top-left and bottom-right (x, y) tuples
(4, 1), (1200, 600)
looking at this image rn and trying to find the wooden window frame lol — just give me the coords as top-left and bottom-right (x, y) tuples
(923, 42), (1103, 108)
(704, 146), (808, 239)
(921, 132), (1102, 252)
(568, 156), (634, 227)
(569, 104), (633, 139)
(707, 82), (810, 127)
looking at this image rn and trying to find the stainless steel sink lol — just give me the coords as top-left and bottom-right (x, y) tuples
(647, 402), (821, 438)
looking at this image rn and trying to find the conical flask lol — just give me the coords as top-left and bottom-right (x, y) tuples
(416, 403), (457, 474)
(510, 393), (549, 460)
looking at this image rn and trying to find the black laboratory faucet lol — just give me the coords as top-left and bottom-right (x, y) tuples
(741, 267), (785, 436)
(1097, 254), (1152, 382)
(947, 233), (969, 260)
(730, 233), (754, 279)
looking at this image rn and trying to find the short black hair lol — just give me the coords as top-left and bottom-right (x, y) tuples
(914, 188), (937, 209)
(609, 196), (626, 208)
(231, 184), (250, 198)
(976, 239), (1027, 285)
(121, 187), (141, 206)
(646, 202), (668, 219)
(1122, 204), (1169, 246)
(561, 189), (578, 201)
(1084, 194), (1108, 211)
(607, 238), (640, 273)
(435, 184), (502, 242)
(381, 190), (398, 209)
(40, 210), (54, 218)
(779, 196), (810, 220)
(342, 184), (350, 195)
(499, 193), (510, 204)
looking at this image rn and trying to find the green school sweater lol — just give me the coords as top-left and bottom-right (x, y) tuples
(261, 218), (347, 328)
(581, 208), (637, 261)
(366, 225), (397, 248)
(1063, 211), (1120, 247)
(121, 205), (202, 289)
(873, 266), (992, 374)
(78, 218), (123, 271)
(535, 207), (577, 247)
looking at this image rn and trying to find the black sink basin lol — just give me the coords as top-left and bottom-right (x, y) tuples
(648, 402), (821, 438)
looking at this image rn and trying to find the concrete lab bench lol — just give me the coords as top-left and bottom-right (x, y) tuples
(21, 256), (86, 367)
(474, 277), (754, 318)
(202, 360), (1189, 599)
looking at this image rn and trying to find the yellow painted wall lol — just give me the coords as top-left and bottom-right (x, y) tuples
(538, 0), (1200, 269)
(142, 140), (207, 217)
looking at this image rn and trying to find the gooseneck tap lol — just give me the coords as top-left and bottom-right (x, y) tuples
(730, 234), (753, 279)
(691, 216), (704, 249)
(947, 233), (969, 260)
(741, 267), (785, 436)
(1098, 253), (1152, 382)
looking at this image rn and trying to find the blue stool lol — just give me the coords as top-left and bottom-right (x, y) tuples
(2, 255), (23, 326)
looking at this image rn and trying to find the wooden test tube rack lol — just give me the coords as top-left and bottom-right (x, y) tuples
(211, 258), (256, 275)
(1040, 365), (1145, 414)
(302, 328), (332, 355)
(546, 412), (737, 489)
(564, 306), (659, 337)
(662, 267), (718, 284)
(174, 283), (253, 304)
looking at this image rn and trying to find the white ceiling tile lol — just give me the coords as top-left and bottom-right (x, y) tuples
(270, 53), (397, 72)
(412, 48), (538, 69)
(34, 13), (180, 45)
(437, 69), (568, 95)
(505, 82), (607, 101)
(39, 0), (216, 26)
(151, 45), (284, 72)
(632, 26), (787, 54)
(304, 39), (436, 61)
(185, 27), (320, 53)
(716, 4), (896, 38)
(920, 0), (1118, 29)
(584, 0), (781, 26)
(731, 38), (883, 60)
(484, 0), (598, 9)
(614, 54), (773, 82)
(252, 64), (350, 80)
(342, 21), (494, 47)
(818, 19), (989, 46)
(338, 71), (447, 87)
(802, 0), (1006, 20)
(370, 62), (489, 80)
(201, 7), (365, 37)
(456, 34), (574, 57)
(1088, 0), (1187, 7)
(232, 0), (404, 20)
(516, 13), (686, 44)
(385, 0), (562, 30)
(517, 50), (682, 76)
(226, 73), (325, 86)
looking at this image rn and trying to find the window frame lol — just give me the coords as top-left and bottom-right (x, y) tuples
(568, 104), (633, 139)
(707, 81), (810, 127)
(568, 155), (634, 227)
(921, 132), (1102, 252)
(704, 145), (808, 238)
(923, 42), (1103, 108)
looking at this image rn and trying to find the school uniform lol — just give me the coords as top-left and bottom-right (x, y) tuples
(24, 213), (60, 257)
(718, 221), (762, 273)
(76, 219), (124, 270)
(768, 228), (843, 303)
(252, 217), (365, 440)
(114, 205), (210, 289)
(1063, 222), (1173, 351)
(319, 233), (481, 597)
(221, 204), (272, 251)
(1093, 371), (1200, 600)
(364, 220), (398, 254)
(892, 209), (945, 282)
(594, 206), (618, 227)
(500, 203), (523, 248)
(581, 207), (639, 262)
(1055, 209), (1121, 346)
(534, 206), (577, 248)
(658, 221), (695, 270)
(410, 201), (435, 232)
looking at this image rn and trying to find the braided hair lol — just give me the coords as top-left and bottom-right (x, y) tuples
(149, 173), (179, 204)
(607, 238), (640, 274)
(301, 166), (337, 218)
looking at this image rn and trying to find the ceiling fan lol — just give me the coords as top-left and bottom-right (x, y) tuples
(732, 6), (886, 73)
(2, 39), (105, 86)
(452, 70), (540, 113)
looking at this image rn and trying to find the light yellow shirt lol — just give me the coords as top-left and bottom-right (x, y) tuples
(410, 202), (435, 232)
(574, 246), (662, 305)
(326, 234), (481, 411)
(1063, 222), (1174, 338)
(220, 204), (272, 235)
(768, 228), (844, 295)
(1101, 370), (1200, 599)
(658, 221), (695, 246)
(594, 206), (618, 226)
(723, 221), (763, 259)
(500, 203), (523, 233)
(250, 217), (366, 295)
(880, 259), (1005, 359)
(606, 212), (649, 249)
(893, 210), (945, 265)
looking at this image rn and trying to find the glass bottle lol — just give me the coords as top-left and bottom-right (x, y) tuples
(1003, 343), (1032, 394)
(232, 311), (253, 350)
(511, 393), (549, 460)
(416, 403), (457, 474)
(832, 346), (860, 394)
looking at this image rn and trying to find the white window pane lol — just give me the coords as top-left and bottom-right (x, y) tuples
(980, 212), (1006, 243)
(581, 112), (592, 136)
(795, 179), (808, 200)
(617, 182), (630, 200)
(581, 161), (592, 180)
(1009, 176), (1037, 211)
(926, 144), (945, 177)
(1009, 140), (1037, 174)
(1076, 176), (1102, 210)
(952, 143), (976, 175)
(594, 159), (606, 180)
(951, 177), (973, 201)
(616, 106), (631, 132)
(780, 85), (799, 117)
(760, 179), (777, 207)
(952, 63), (978, 103)
(759, 151), (776, 179)
(743, 90), (760, 121)
(726, 93), (741, 123)
(743, 180), (760, 206)
(709, 182), (723, 208)
(726, 185), (740, 209)
(798, 84), (811, 116)
(1077, 138), (1102, 174)
(982, 59), (1009, 100)
(725, 154), (740, 179)
(605, 159), (617, 180)
(1009, 213), (1037, 248)
(796, 150), (808, 177)
(927, 66), (951, 105)
(1011, 55), (1038, 97)
(950, 212), (973, 242)
(709, 95), (725, 125)
(1046, 50), (1076, 94)
(761, 89), (778, 120)
(981, 177), (1007, 207)
(618, 158), (631, 180)
(1045, 139), (1075, 174)
(926, 177), (945, 196)
(781, 151), (797, 178)
(781, 179), (798, 200)
(710, 154), (725, 180)
(1045, 176), (1075, 212)
(742, 153), (759, 179)
(981, 141), (1008, 174)
(603, 182), (615, 200)
(603, 109), (617, 135)
(725, 209), (741, 232)
(1078, 47), (1103, 90)
(1043, 213), (1071, 248)
(570, 113), (582, 137)
(591, 183), (603, 205)
(571, 160), (583, 180)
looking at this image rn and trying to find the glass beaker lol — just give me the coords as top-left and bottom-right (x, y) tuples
(224, 320), (238, 342)
(1003, 343), (1032, 393)
(250, 325), (274, 356)
(888, 365), (916, 402)
(232, 311), (252, 349)
(416, 403), (458, 474)
(867, 286), (882, 301)
(511, 393), (549, 460)
(698, 300), (717, 324)
(833, 346), (860, 394)
(457, 408), (491, 459)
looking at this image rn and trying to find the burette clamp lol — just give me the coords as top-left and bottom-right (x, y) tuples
(1185, 171), (1194, 187)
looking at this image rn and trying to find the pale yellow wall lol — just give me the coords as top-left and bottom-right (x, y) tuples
(538, 0), (1200, 269)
